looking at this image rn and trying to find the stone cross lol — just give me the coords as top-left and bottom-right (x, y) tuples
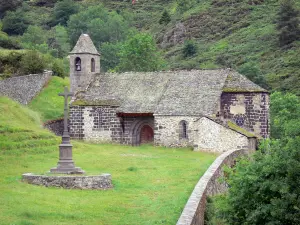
(50, 86), (84, 174)
(59, 86), (73, 144)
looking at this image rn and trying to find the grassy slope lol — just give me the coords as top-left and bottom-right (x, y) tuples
(29, 76), (70, 122)
(0, 97), (216, 225)
(97, 0), (300, 94)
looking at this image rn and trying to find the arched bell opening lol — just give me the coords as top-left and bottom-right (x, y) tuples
(75, 57), (81, 71)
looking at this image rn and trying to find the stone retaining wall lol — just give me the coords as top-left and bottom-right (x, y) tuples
(22, 173), (113, 190)
(177, 148), (251, 225)
(44, 118), (64, 136)
(0, 71), (52, 105)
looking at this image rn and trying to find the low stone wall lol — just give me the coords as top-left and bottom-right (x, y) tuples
(44, 118), (64, 136)
(177, 148), (250, 225)
(22, 173), (113, 190)
(0, 71), (52, 105)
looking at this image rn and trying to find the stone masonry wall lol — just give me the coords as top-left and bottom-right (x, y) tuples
(177, 148), (251, 225)
(194, 117), (249, 153)
(44, 118), (64, 136)
(220, 92), (269, 138)
(70, 105), (154, 144)
(0, 71), (52, 105)
(154, 116), (200, 147)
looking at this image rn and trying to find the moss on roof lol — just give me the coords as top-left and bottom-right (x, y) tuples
(72, 99), (120, 106)
(227, 121), (256, 138)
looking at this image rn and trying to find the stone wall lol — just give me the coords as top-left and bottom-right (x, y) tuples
(44, 118), (64, 136)
(154, 115), (200, 147)
(22, 173), (113, 190)
(69, 105), (155, 144)
(176, 148), (251, 225)
(220, 92), (269, 138)
(0, 71), (52, 105)
(193, 117), (249, 153)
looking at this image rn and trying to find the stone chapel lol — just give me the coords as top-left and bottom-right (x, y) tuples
(69, 34), (269, 153)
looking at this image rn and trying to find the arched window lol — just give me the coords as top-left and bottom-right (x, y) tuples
(179, 120), (188, 139)
(75, 57), (81, 71)
(91, 58), (95, 72)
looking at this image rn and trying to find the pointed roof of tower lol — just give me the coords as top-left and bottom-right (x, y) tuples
(70, 34), (100, 55)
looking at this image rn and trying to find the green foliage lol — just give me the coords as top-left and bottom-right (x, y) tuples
(215, 139), (300, 225)
(183, 40), (197, 58)
(0, 31), (21, 49)
(20, 50), (46, 74)
(115, 32), (167, 72)
(159, 10), (171, 25)
(52, 59), (66, 78)
(21, 25), (49, 50)
(276, 0), (300, 47)
(68, 5), (129, 47)
(2, 9), (30, 35)
(100, 42), (122, 72)
(270, 92), (300, 139)
(52, 0), (79, 26)
(49, 25), (71, 58)
(176, 0), (196, 13)
(0, 0), (22, 18)
(237, 62), (268, 89)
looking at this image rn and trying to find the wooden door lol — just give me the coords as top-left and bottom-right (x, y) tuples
(140, 125), (154, 144)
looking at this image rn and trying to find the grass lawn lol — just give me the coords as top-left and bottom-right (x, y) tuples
(0, 97), (217, 225)
(29, 76), (70, 122)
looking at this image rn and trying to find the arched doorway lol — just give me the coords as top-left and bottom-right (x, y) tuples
(140, 125), (154, 144)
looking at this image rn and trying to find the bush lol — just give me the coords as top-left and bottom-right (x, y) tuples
(183, 40), (197, 58)
(2, 10), (30, 35)
(159, 10), (171, 25)
(52, 59), (66, 78)
(20, 51), (46, 74)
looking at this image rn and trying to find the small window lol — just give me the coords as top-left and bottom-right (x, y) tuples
(93, 108), (104, 129)
(91, 58), (95, 72)
(179, 120), (188, 139)
(75, 57), (81, 71)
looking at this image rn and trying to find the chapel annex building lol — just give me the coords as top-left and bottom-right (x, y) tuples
(69, 34), (269, 153)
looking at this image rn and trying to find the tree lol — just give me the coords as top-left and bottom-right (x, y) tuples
(2, 10), (30, 35)
(100, 42), (122, 72)
(0, 0), (22, 18)
(68, 6), (129, 47)
(183, 40), (197, 58)
(115, 32), (167, 72)
(277, 0), (300, 47)
(159, 10), (171, 25)
(49, 25), (71, 58)
(52, 0), (79, 26)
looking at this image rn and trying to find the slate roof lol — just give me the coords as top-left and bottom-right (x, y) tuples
(70, 34), (100, 55)
(73, 69), (267, 116)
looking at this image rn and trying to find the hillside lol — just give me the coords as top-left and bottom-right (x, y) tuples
(0, 0), (299, 93)
(0, 96), (216, 225)
(29, 76), (69, 122)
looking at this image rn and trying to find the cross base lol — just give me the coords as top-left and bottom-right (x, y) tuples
(50, 143), (85, 174)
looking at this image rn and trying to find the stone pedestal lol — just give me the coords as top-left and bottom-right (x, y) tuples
(50, 143), (84, 174)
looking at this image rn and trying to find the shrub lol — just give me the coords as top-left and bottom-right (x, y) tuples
(159, 10), (171, 25)
(183, 40), (197, 58)
(52, 59), (66, 78)
(20, 51), (46, 74)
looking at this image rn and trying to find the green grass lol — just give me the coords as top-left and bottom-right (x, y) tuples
(29, 76), (70, 122)
(0, 97), (217, 225)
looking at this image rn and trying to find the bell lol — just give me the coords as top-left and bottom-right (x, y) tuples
(76, 64), (81, 71)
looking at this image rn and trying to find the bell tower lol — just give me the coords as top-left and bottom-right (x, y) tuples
(69, 34), (100, 92)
